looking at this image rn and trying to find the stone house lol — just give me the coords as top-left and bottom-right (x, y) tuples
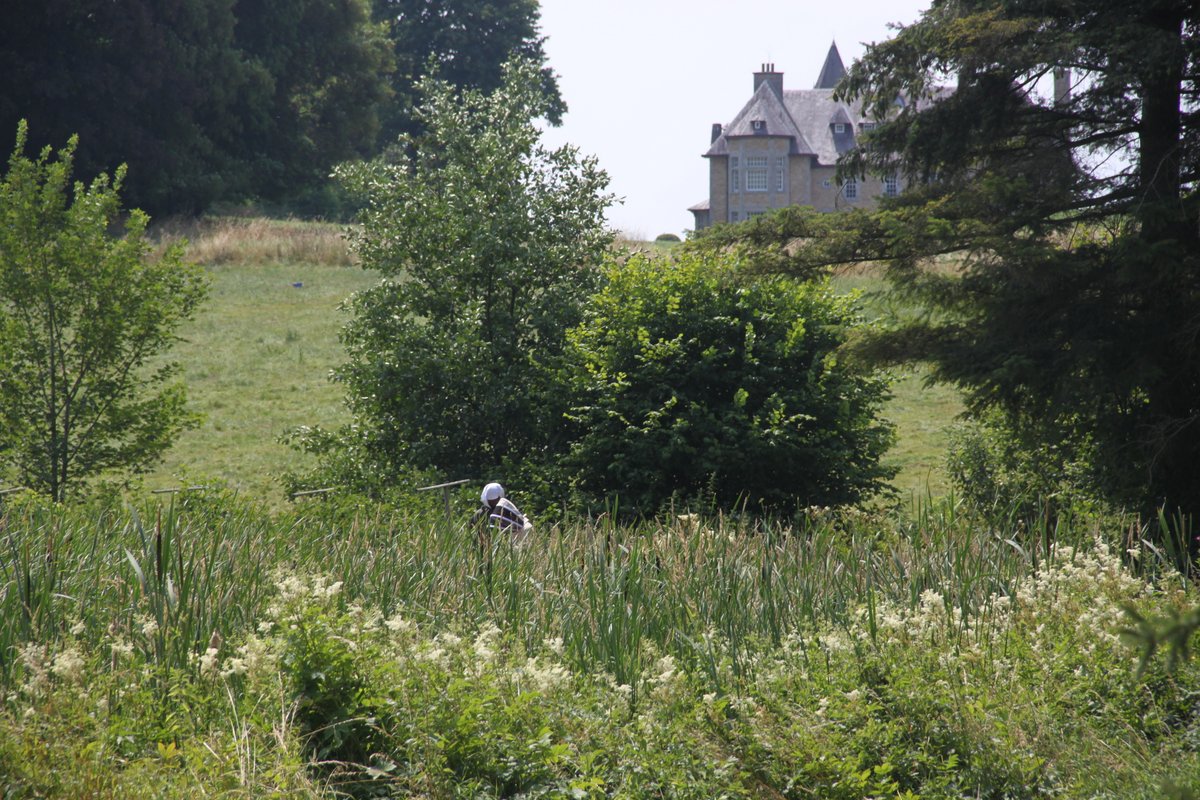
(689, 43), (907, 230)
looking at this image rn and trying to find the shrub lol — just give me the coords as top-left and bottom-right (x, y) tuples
(561, 250), (895, 515)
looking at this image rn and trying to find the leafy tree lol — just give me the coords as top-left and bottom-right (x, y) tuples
(701, 0), (1200, 524)
(371, 0), (564, 144)
(562, 251), (895, 516)
(232, 0), (394, 210)
(0, 0), (393, 217)
(0, 0), (259, 215)
(0, 123), (208, 500)
(307, 58), (611, 489)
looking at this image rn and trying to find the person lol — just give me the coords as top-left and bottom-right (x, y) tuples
(471, 482), (533, 543)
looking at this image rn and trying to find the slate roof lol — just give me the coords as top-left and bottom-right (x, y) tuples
(813, 42), (846, 89)
(705, 80), (814, 157)
(703, 43), (951, 167)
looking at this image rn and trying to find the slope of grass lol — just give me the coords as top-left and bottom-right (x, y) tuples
(144, 219), (376, 502)
(830, 265), (965, 499)
(146, 222), (960, 504)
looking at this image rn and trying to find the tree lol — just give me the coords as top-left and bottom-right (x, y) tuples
(0, 0), (394, 217)
(703, 0), (1199, 524)
(232, 0), (394, 210)
(371, 0), (564, 144)
(0, 123), (208, 500)
(0, 0), (259, 215)
(313, 58), (611, 489)
(562, 251), (895, 516)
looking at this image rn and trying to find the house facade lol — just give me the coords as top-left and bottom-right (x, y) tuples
(690, 43), (904, 230)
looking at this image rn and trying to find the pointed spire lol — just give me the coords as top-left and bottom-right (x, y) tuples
(814, 41), (845, 89)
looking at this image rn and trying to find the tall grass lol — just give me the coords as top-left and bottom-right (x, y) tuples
(152, 217), (357, 267)
(0, 491), (1175, 690)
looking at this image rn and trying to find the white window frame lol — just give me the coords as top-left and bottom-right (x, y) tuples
(730, 156), (739, 194)
(884, 174), (899, 197)
(745, 156), (768, 192)
(774, 157), (785, 192)
(833, 122), (846, 134)
(843, 177), (858, 200)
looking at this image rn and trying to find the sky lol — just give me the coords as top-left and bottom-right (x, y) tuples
(536, 0), (933, 239)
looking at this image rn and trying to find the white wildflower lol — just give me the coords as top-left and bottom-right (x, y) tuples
(199, 646), (221, 678)
(70, 620), (86, 637)
(220, 657), (247, 679)
(51, 648), (85, 683)
(139, 616), (160, 638)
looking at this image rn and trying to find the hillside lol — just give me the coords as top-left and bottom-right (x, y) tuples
(145, 219), (962, 505)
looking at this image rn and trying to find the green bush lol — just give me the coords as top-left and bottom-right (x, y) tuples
(561, 251), (896, 515)
(945, 409), (1112, 528)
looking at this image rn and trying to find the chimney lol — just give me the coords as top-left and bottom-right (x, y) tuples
(1053, 68), (1071, 106)
(753, 63), (783, 97)
(711, 123), (723, 143)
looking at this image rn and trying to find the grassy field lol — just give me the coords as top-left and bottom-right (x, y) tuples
(145, 221), (962, 505)
(145, 219), (376, 501)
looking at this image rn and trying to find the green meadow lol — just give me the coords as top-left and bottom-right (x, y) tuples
(145, 221), (962, 505)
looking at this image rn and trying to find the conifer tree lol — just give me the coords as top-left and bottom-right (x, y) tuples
(701, 0), (1199, 523)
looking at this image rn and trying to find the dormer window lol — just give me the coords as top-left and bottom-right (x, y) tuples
(751, 119), (766, 132)
(860, 122), (876, 131)
(833, 123), (847, 134)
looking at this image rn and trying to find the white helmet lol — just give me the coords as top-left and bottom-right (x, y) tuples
(481, 482), (504, 503)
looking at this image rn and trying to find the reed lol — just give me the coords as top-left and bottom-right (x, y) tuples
(0, 491), (1171, 690)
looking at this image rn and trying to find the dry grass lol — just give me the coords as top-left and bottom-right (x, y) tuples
(152, 217), (357, 267)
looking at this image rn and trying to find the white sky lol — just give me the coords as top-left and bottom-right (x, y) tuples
(537, 0), (932, 238)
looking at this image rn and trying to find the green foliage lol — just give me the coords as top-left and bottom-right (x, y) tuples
(320, 57), (613, 489)
(702, 0), (1200, 527)
(0, 124), (208, 500)
(0, 0), (259, 215)
(945, 409), (1110, 525)
(372, 0), (565, 145)
(4, 513), (1200, 797)
(562, 251), (895, 515)
(232, 0), (394, 210)
(0, 0), (393, 217)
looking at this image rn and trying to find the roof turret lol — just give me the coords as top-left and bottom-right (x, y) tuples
(814, 41), (846, 89)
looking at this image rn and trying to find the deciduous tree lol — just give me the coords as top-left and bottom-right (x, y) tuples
(302, 59), (611, 489)
(0, 123), (208, 500)
(371, 0), (564, 144)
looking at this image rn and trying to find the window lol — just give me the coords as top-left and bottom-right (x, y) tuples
(730, 211), (740, 222)
(833, 123), (846, 133)
(774, 157), (785, 192)
(843, 178), (858, 200)
(822, 178), (832, 188)
(751, 119), (765, 132)
(730, 156), (739, 194)
(860, 122), (876, 131)
(884, 174), (899, 197)
(746, 156), (768, 192)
